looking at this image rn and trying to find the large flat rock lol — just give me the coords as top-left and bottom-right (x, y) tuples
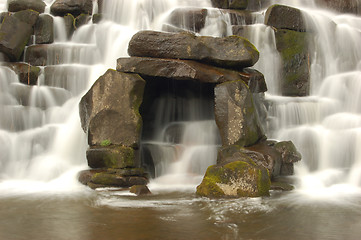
(128, 30), (259, 69)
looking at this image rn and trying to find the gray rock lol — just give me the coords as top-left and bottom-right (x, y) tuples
(214, 80), (265, 147)
(34, 14), (54, 44)
(265, 4), (307, 32)
(86, 145), (138, 169)
(128, 30), (259, 69)
(79, 69), (145, 148)
(50, 0), (93, 17)
(196, 160), (270, 198)
(275, 29), (311, 96)
(0, 62), (40, 85)
(7, 0), (46, 13)
(0, 15), (33, 61)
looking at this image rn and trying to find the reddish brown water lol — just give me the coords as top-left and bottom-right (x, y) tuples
(1, 190), (361, 240)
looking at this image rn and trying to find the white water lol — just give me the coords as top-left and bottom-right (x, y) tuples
(246, 1), (361, 198)
(1, 0), (361, 199)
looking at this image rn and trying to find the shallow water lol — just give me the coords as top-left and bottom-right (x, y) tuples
(1, 187), (361, 240)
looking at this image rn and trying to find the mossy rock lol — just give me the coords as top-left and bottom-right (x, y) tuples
(275, 29), (311, 96)
(196, 160), (270, 198)
(90, 172), (148, 188)
(86, 145), (138, 169)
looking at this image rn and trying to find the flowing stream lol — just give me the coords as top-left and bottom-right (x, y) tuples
(1, 0), (361, 239)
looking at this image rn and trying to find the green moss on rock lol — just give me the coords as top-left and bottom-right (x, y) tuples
(86, 145), (136, 169)
(196, 160), (270, 198)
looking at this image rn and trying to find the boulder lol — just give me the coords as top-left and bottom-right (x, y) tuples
(214, 80), (265, 147)
(274, 141), (302, 175)
(196, 160), (270, 198)
(211, 0), (248, 9)
(78, 169), (148, 189)
(13, 9), (39, 28)
(79, 69), (145, 148)
(50, 0), (93, 17)
(275, 29), (311, 96)
(7, 0), (46, 13)
(217, 141), (284, 179)
(34, 14), (54, 44)
(24, 44), (48, 66)
(229, 0), (248, 10)
(86, 145), (138, 169)
(0, 62), (40, 85)
(238, 68), (267, 93)
(117, 57), (240, 83)
(129, 185), (151, 196)
(167, 8), (207, 33)
(0, 15), (33, 61)
(128, 31), (259, 69)
(89, 172), (148, 189)
(265, 4), (307, 32)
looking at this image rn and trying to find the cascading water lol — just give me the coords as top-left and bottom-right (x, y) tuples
(2, 1), (361, 239)
(244, 1), (361, 197)
(0, 0), (222, 195)
(0, 0), (360, 198)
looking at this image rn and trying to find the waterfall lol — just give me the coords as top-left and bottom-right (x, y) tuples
(1, 0), (361, 197)
(246, 1), (361, 196)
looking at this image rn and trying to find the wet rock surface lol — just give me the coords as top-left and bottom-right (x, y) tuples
(128, 30), (259, 69)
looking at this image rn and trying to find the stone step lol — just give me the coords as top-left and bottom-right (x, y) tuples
(0, 105), (44, 132)
(9, 83), (72, 109)
(24, 43), (102, 66)
(266, 95), (340, 129)
(42, 64), (92, 95)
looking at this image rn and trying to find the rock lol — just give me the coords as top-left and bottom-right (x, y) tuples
(239, 68), (267, 93)
(128, 30), (259, 69)
(229, 0), (248, 10)
(274, 141), (302, 175)
(7, 0), (46, 13)
(86, 145), (138, 169)
(129, 185), (151, 196)
(167, 8), (207, 33)
(117, 57), (241, 83)
(265, 4), (307, 32)
(315, 0), (359, 14)
(196, 160), (270, 198)
(79, 69), (145, 148)
(78, 168), (149, 189)
(89, 172), (148, 188)
(13, 9), (39, 27)
(210, 0), (228, 8)
(214, 80), (265, 147)
(74, 13), (91, 29)
(244, 141), (282, 178)
(50, 0), (93, 17)
(211, 0), (248, 9)
(34, 14), (54, 44)
(0, 62), (40, 85)
(92, 13), (102, 24)
(0, 15), (32, 61)
(78, 169), (103, 185)
(275, 29), (311, 96)
(217, 141), (282, 179)
(24, 44), (48, 66)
